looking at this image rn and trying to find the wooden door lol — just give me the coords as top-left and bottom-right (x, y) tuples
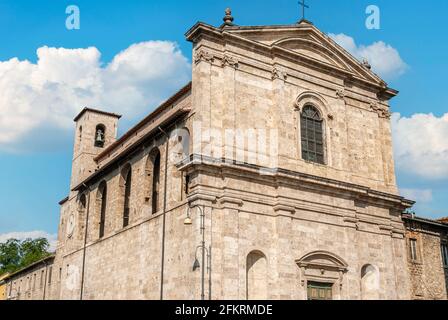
(307, 282), (333, 300)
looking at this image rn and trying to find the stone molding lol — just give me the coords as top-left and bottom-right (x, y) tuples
(370, 102), (392, 119)
(219, 196), (244, 207)
(194, 50), (215, 65)
(271, 66), (288, 81)
(336, 89), (347, 105)
(273, 204), (296, 214)
(187, 193), (217, 204)
(221, 54), (239, 69)
(177, 154), (414, 211)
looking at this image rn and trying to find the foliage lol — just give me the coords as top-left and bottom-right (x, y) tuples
(0, 238), (51, 276)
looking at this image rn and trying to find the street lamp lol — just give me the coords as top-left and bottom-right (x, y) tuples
(184, 204), (211, 300)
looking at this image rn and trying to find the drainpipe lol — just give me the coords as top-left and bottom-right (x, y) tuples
(159, 127), (170, 300)
(80, 183), (91, 300)
(42, 261), (48, 300)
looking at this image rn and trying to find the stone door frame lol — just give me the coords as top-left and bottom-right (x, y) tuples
(296, 251), (349, 300)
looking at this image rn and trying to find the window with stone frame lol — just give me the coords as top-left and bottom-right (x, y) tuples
(301, 105), (325, 165)
(151, 151), (161, 214)
(409, 238), (418, 262)
(442, 242), (448, 267)
(144, 148), (161, 214)
(97, 181), (107, 238)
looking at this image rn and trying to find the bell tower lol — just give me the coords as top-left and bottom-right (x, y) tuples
(71, 108), (121, 189)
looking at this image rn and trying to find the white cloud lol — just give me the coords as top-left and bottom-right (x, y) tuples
(0, 41), (191, 152)
(329, 33), (407, 80)
(400, 188), (433, 203)
(392, 112), (448, 179)
(0, 230), (58, 252)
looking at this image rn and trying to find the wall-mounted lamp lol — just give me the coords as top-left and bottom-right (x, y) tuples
(183, 203), (210, 300)
(193, 258), (200, 271)
(184, 211), (193, 226)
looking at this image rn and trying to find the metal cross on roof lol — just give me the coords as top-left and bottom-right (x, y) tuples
(299, 0), (310, 20)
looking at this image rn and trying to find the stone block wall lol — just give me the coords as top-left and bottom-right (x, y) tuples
(404, 217), (448, 300)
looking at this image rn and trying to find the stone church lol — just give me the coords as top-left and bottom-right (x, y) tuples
(4, 9), (424, 300)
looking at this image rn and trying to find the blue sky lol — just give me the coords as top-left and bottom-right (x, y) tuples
(0, 0), (447, 239)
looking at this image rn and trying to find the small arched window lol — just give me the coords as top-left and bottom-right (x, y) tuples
(300, 105), (324, 165)
(122, 166), (132, 227)
(145, 149), (161, 214)
(78, 194), (87, 212)
(97, 181), (107, 238)
(178, 127), (191, 160)
(94, 124), (106, 148)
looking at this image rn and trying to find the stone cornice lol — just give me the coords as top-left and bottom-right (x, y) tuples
(219, 196), (244, 208)
(273, 204), (296, 214)
(177, 155), (415, 211)
(186, 193), (217, 204)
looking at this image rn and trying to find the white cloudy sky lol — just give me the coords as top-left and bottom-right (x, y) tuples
(0, 41), (191, 153)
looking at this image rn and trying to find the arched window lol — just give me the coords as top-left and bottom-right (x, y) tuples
(361, 264), (380, 300)
(152, 152), (161, 214)
(97, 181), (107, 238)
(177, 127), (190, 160)
(300, 105), (324, 164)
(246, 251), (268, 300)
(145, 149), (161, 214)
(122, 166), (132, 227)
(94, 124), (106, 148)
(79, 194), (87, 211)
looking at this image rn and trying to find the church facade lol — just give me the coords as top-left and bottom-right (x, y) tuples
(4, 10), (421, 300)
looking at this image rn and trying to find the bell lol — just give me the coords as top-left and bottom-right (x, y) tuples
(96, 131), (103, 142)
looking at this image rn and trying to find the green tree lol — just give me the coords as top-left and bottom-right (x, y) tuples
(0, 238), (51, 276)
(0, 239), (21, 274)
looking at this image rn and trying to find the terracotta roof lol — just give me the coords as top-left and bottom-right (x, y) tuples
(0, 273), (10, 281)
(402, 214), (448, 228)
(93, 82), (192, 163)
(73, 107), (122, 122)
(437, 217), (448, 224)
(2, 255), (55, 280)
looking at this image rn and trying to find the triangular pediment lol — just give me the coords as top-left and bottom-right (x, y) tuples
(219, 21), (386, 87)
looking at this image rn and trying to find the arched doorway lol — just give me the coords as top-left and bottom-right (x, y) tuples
(296, 251), (348, 300)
